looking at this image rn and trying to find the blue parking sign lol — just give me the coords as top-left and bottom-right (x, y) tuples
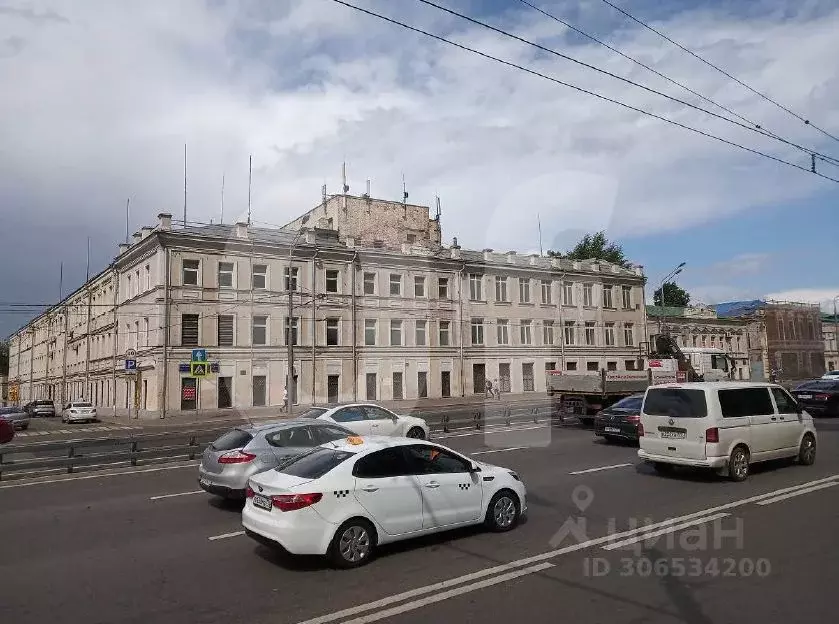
(191, 349), (207, 362)
(125, 359), (137, 371)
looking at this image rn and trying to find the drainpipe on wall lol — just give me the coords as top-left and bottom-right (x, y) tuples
(458, 263), (465, 397)
(311, 249), (319, 405)
(160, 246), (171, 419)
(351, 252), (359, 402)
(557, 271), (566, 370)
(112, 268), (119, 416)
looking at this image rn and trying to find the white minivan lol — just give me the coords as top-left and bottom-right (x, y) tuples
(638, 382), (817, 481)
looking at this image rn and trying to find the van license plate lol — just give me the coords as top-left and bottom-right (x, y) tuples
(253, 494), (273, 511)
(660, 430), (686, 439)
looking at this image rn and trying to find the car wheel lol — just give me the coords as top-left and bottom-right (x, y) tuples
(484, 489), (520, 533)
(328, 518), (376, 569)
(798, 434), (816, 466)
(727, 446), (750, 482)
(406, 427), (426, 440)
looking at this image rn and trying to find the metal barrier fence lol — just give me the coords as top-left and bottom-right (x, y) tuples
(0, 404), (568, 481)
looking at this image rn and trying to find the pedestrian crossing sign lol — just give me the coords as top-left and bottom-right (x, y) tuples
(190, 362), (208, 378)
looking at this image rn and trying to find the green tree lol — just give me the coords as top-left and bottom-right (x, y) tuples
(548, 231), (632, 268)
(653, 282), (691, 307)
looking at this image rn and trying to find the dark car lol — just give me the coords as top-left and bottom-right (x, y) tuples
(791, 380), (839, 417)
(0, 418), (14, 444)
(26, 400), (56, 418)
(594, 394), (644, 442)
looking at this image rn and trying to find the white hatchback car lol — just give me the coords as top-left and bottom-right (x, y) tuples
(300, 404), (430, 440)
(242, 435), (527, 568)
(638, 382), (817, 481)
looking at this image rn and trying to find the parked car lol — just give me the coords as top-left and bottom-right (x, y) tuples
(594, 393), (644, 443)
(791, 380), (839, 417)
(199, 420), (358, 499)
(638, 382), (817, 481)
(0, 406), (30, 431)
(821, 370), (839, 380)
(300, 404), (430, 440)
(0, 418), (14, 444)
(25, 400), (56, 418)
(61, 401), (97, 424)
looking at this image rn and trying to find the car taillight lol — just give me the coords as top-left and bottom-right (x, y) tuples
(705, 427), (719, 443)
(271, 493), (323, 512)
(637, 423), (644, 436)
(626, 414), (640, 423)
(245, 486), (254, 498)
(815, 394), (830, 401)
(218, 450), (256, 464)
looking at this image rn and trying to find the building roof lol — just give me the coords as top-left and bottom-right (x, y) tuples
(714, 300), (766, 318)
(646, 305), (686, 318)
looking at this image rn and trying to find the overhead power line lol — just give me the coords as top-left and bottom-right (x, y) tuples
(516, 0), (839, 167)
(598, 0), (839, 145)
(330, 0), (839, 184)
(416, 0), (839, 168)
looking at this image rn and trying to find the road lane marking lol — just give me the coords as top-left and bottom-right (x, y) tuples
(150, 490), (205, 501)
(470, 446), (530, 455)
(602, 512), (730, 550)
(294, 473), (839, 624)
(756, 481), (838, 506)
(208, 531), (245, 541)
(340, 563), (554, 624)
(0, 462), (200, 489)
(435, 424), (548, 439)
(569, 463), (633, 475)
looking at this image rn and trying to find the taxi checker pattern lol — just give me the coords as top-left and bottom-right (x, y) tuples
(333, 489), (351, 498)
(458, 483), (472, 490)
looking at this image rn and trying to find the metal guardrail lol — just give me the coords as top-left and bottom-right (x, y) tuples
(0, 405), (568, 481)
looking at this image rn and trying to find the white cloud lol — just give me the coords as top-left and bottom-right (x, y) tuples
(709, 252), (772, 276)
(765, 288), (839, 313)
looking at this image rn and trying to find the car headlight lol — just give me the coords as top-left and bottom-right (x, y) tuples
(508, 471), (521, 481)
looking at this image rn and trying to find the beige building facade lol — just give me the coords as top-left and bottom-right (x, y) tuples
(8, 196), (647, 416)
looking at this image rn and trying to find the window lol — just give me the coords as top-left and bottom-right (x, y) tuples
(583, 283), (593, 307)
(471, 318), (484, 345)
(284, 267), (299, 291)
(210, 429), (254, 451)
(417, 372), (428, 399)
(519, 278), (531, 304)
(145, 265), (151, 291)
(543, 320), (554, 345)
(284, 317), (298, 346)
(622, 286), (633, 309)
(134, 321), (139, 349)
(414, 276), (426, 297)
(438, 277), (449, 299)
(252, 264), (267, 289)
(520, 320), (532, 345)
(469, 274), (483, 301)
(605, 323), (615, 346)
(403, 445), (470, 474)
(364, 319), (376, 346)
(495, 277), (509, 302)
(392, 372), (403, 400)
(546, 361), (556, 371)
(390, 320), (403, 346)
(218, 262), (234, 288)
(182, 259), (199, 286)
(252, 315), (267, 345)
(415, 320), (427, 346)
(326, 318), (339, 346)
(439, 321), (451, 346)
(407, 233), (416, 244)
(135, 269), (140, 296)
(585, 322), (596, 346)
(566, 361), (578, 371)
(624, 323), (635, 346)
(777, 318), (785, 341)
(281, 448), (356, 480)
(253, 375), (267, 407)
(562, 282), (573, 306)
(771, 387), (799, 413)
(718, 388), (773, 418)
(522, 363), (535, 391)
(603, 285), (614, 308)
(497, 319), (510, 345)
(265, 426), (318, 448)
(389, 273), (402, 296)
(564, 321), (576, 345)
(143, 317), (149, 347)
(363, 272), (376, 295)
(540, 280), (552, 305)
(607, 361), (617, 371)
(644, 388), (708, 418)
(126, 274), (132, 299)
(587, 361), (599, 371)
(217, 315), (234, 346)
(353, 447), (408, 479)
(181, 314), (199, 346)
(326, 269), (339, 294)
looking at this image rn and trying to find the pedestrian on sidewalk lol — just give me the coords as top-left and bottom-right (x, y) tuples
(282, 388), (289, 413)
(493, 379), (501, 400)
(485, 379), (493, 398)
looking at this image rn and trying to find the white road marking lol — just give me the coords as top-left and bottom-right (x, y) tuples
(756, 481), (838, 506)
(294, 473), (839, 624)
(340, 563), (554, 624)
(0, 462), (200, 489)
(208, 530), (245, 541)
(470, 446), (530, 455)
(602, 512), (731, 550)
(150, 490), (205, 501)
(569, 463), (633, 475)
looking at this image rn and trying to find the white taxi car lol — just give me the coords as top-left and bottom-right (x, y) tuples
(300, 404), (430, 440)
(242, 435), (526, 568)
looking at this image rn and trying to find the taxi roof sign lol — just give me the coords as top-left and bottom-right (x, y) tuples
(346, 436), (364, 445)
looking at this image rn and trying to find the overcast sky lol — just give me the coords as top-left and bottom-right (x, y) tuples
(2, 0), (839, 337)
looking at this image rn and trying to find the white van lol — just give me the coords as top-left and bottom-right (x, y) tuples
(638, 382), (817, 481)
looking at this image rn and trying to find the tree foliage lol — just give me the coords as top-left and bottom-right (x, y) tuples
(547, 231), (632, 268)
(653, 281), (691, 307)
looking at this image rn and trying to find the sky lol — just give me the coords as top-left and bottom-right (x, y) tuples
(2, 0), (839, 338)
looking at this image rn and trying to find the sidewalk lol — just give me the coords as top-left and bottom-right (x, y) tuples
(97, 392), (548, 429)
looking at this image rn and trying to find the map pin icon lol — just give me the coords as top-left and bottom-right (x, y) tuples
(571, 485), (594, 512)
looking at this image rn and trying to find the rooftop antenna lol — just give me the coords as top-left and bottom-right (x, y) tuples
(59, 262), (64, 301)
(402, 173), (408, 204)
(86, 236), (91, 282)
(220, 173), (225, 224)
(435, 195), (441, 221)
(321, 183), (327, 205)
(183, 143), (187, 226)
(538, 213), (544, 257)
(341, 162), (349, 211)
(125, 197), (130, 244)
(364, 178), (371, 198)
(247, 155), (252, 225)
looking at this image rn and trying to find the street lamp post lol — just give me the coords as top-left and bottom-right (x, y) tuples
(657, 262), (687, 335)
(833, 295), (838, 370)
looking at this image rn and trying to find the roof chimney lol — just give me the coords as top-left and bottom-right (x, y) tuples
(157, 213), (172, 231)
(235, 221), (248, 239)
(132, 231), (142, 244)
(140, 226), (154, 239)
(118, 243), (130, 255)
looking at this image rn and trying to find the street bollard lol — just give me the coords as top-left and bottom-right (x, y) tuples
(442, 414), (450, 433)
(474, 410), (483, 431)
(533, 407), (539, 424)
(130, 440), (139, 466)
(67, 444), (75, 474)
(505, 405), (511, 426)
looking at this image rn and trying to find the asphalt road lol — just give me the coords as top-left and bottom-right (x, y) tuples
(1, 419), (838, 624)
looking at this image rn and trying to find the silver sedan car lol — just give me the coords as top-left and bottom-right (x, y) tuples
(0, 406), (30, 431)
(198, 420), (357, 499)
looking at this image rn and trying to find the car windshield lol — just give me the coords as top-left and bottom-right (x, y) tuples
(0, 407), (20, 415)
(33, 401), (53, 406)
(72, 402), (93, 408)
(277, 448), (356, 479)
(298, 407), (328, 419)
(612, 396), (643, 410)
(797, 381), (838, 391)
(643, 388), (708, 418)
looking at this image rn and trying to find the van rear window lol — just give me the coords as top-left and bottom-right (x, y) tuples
(643, 388), (707, 418)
